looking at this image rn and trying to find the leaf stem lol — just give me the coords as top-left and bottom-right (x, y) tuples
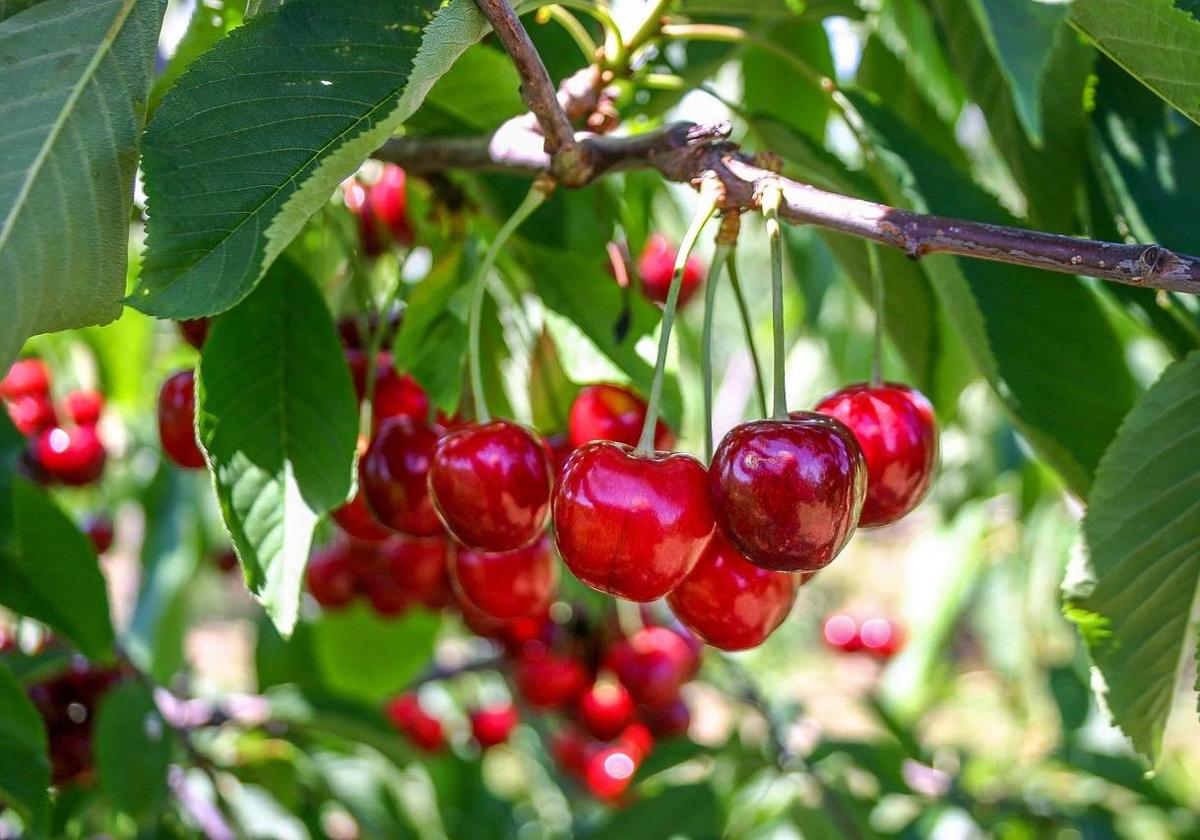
(760, 181), (788, 420)
(468, 184), (550, 424)
(726, 250), (768, 418)
(635, 182), (720, 454)
(537, 5), (599, 62)
(868, 241), (884, 388)
(702, 243), (731, 462)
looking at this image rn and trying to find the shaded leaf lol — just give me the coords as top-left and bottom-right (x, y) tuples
(0, 661), (49, 832)
(528, 329), (578, 433)
(311, 604), (440, 704)
(870, 0), (965, 125)
(94, 680), (172, 818)
(0, 411), (20, 549)
(591, 783), (721, 840)
(742, 20), (833, 141)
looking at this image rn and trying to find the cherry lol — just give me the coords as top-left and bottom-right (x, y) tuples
(64, 390), (103, 427)
(470, 703), (519, 748)
(543, 431), (574, 480)
(821, 613), (862, 653)
(346, 350), (429, 424)
(451, 534), (556, 620)
(348, 164), (413, 256)
(586, 746), (639, 802)
(214, 547), (239, 574)
(34, 425), (106, 486)
(81, 514), (114, 555)
(551, 727), (591, 777)
(338, 310), (402, 351)
(385, 693), (444, 752)
(637, 233), (704, 308)
(514, 646), (588, 709)
(177, 318), (210, 349)
(617, 722), (655, 761)
(709, 414), (865, 572)
(429, 420), (552, 553)
(306, 543), (358, 608)
(158, 370), (206, 469)
(380, 534), (454, 609)
(7, 393), (57, 436)
(859, 617), (905, 659)
(577, 680), (636, 741)
(815, 383), (937, 527)
(553, 442), (715, 602)
(1, 358), (50, 400)
(667, 529), (798, 651)
(604, 627), (696, 708)
(641, 697), (689, 739)
(332, 489), (393, 543)
(360, 416), (444, 537)
(567, 383), (675, 450)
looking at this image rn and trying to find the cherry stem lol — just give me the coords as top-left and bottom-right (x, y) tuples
(868, 241), (884, 388)
(760, 181), (788, 421)
(615, 598), (644, 638)
(636, 183), (721, 454)
(725, 249), (768, 418)
(468, 184), (550, 424)
(361, 250), (412, 436)
(702, 242), (731, 463)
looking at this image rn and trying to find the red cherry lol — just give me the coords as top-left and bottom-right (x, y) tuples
(641, 697), (689, 739)
(543, 432), (574, 481)
(637, 233), (705, 308)
(6, 393), (57, 436)
(347, 350), (429, 424)
(709, 414), (865, 572)
(34, 426), (106, 486)
(470, 704), (519, 748)
(385, 693), (444, 752)
(822, 613), (862, 653)
(1, 358), (50, 400)
(577, 680), (636, 741)
(859, 617), (905, 659)
(64, 390), (103, 427)
(337, 311), (402, 351)
(514, 647), (588, 709)
(306, 544), (358, 608)
(815, 383), (937, 527)
(451, 535), (556, 620)
(667, 529), (798, 651)
(214, 547), (239, 574)
(567, 383), (675, 451)
(351, 165), (413, 256)
(158, 371), (206, 469)
(617, 722), (655, 760)
(552, 727), (591, 777)
(332, 489), (393, 543)
(586, 746), (640, 802)
(429, 420), (552, 553)
(380, 534), (454, 609)
(553, 442), (715, 602)
(361, 417), (444, 537)
(604, 627), (696, 708)
(82, 515), (114, 555)
(177, 318), (210, 349)
(385, 693), (421, 730)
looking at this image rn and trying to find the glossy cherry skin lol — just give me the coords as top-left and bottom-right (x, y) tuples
(1, 358), (50, 400)
(710, 414), (865, 572)
(429, 420), (552, 553)
(815, 383), (937, 527)
(586, 746), (640, 802)
(178, 318), (210, 349)
(637, 233), (705, 308)
(361, 417), (444, 537)
(385, 694), (444, 752)
(514, 647), (589, 709)
(333, 489), (394, 543)
(306, 544), (358, 608)
(667, 529), (798, 651)
(470, 704), (520, 748)
(64, 390), (103, 427)
(451, 534), (556, 620)
(348, 164), (413, 256)
(577, 681), (636, 741)
(604, 627), (696, 708)
(35, 426), (106, 486)
(82, 515), (114, 555)
(158, 370), (206, 469)
(380, 534), (454, 609)
(553, 442), (715, 602)
(567, 383), (675, 450)
(346, 350), (429, 425)
(7, 394), (57, 436)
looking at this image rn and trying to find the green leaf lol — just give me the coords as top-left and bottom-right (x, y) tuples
(0, 0), (166, 369)
(741, 20), (833, 141)
(591, 784), (721, 840)
(311, 604), (440, 704)
(1071, 0), (1200, 128)
(677, 0), (860, 18)
(529, 329), (579, 433)
(94, 680), (172, 819)
(0, 411), (21, 550)
(197, 259), (358, 636)
(415, 44), (523, 133)
(0, 480), (113, 659)
(870, 0), (965, 126)
(0, 661), (49, 832)
(135, 0), (491, 319)
(148, 0), (246, 115)
(1064, 350), (1200, 764)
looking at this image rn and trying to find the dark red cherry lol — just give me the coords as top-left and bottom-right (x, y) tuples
(470, 704), (519, 748)
(709, 415), (865, 572)
(553, 442), (715, 602)
(348, 164), (413, 256)
(337, 310), (402, 351)
(380, 534), (454, 609)
(34, 426), (106, 486)
(177, 318), (210, 349)
(306, 544), (358, 608)
(859, 616), (905, 659)
(451, 535), (556, 620)
(667, 529), (798, 651)
(347, 350), (429, 424)
(158, 370), (206, 469)
(82, 514), (114, 555)
(543, 432), (574, 481)
(604, 627), (696, 708)
(586, 745), (639, 802)
(822, 613), (862, 653)
(641, 697), (689, 739)
(567, 383), (675, 450)
(637, 233), (705, 308)
(1, 358), (50, 400)
(214, 547), (239, 574)
(577, 680), (636, 741)
(514, 647), (588, 709)
(552, 727), (591, 777)
(361, 417), (443, 537)
(333, 489), (393, 543)
(429, 420), (552, 553)
(64, 390), (103, 427)
(7, 394), (57, 436)
(815, 383), (937, 527)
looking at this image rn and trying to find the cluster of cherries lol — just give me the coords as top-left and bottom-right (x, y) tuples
(822, 613), (905, 659)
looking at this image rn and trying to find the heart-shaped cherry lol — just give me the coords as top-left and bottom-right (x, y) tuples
(637, 233), (705, 308)
(361, 416), (443, 537)
(332, 489), (393, 542)
(553, 441), (714, 602)
(710, 414), (865, 572)
(667, 528), (798, 651)
(451, 534), (556, 620)
(577, 680), (635, 741)
(514, 646), (589, 709)
(429, 420), (551, 553)
(381, 534), (454, 609)
(1, 358), (50, 400)
(567, 383), (675, 450)
(815, 383), (937, 527)
(306, 543), (357, 608)
(158, 370), (206, 469)
(470, 703), (519, 749)
(604, 626), (696, 708)
(35, 425), (106, 486)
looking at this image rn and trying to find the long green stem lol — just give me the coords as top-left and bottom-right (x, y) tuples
(701, 243), (731, 463)
(538, 5), (598, 61)
(761, 182), (788, 420)
(468, 185), (550, 424)
(625, 0), (675, 63)
(726, 250), (768, 418)
(868, 241), (884, 388)
(361, 251), (412, 436)
(636, 184), (721, 453)
(548, 0), (624, 68)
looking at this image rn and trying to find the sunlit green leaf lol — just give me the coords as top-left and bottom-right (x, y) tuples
(0, 661), (49, 832)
